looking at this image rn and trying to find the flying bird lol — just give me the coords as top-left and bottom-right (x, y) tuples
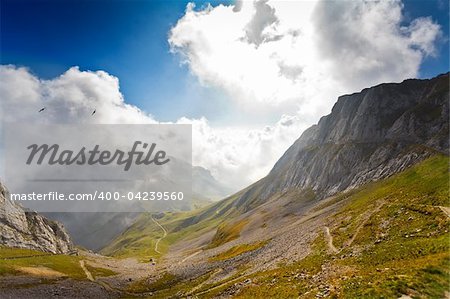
(38, 107), (46, 112)
(91, 109), (96, 116)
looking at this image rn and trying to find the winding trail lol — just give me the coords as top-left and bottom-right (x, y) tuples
(79, 258), (151, 296)
(179, 250), (203, 265)
(324, 227), (338, 254)
(324, 200), (386, 254)
(151, 215), (168, 254)
(438, 206), (450, 217)
(79, 260), (94, 281)
(344, 201), (385, 248)
(187, 268), (223, 296)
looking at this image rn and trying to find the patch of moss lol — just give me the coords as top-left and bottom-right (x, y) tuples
(127, 272), (179, 294)
(209, 241), (268, 262)
(0, 248), (85, 279)
(85, 264), (117, 278)
(208, 219), (249, 248)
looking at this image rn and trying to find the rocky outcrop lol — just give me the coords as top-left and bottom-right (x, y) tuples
(234, 73), (449, 211)
(0, 183), (74, 254)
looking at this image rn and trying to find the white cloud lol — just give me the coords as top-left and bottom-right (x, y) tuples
(0, 66), (156, 125)
(178, 114), (306, 188)
(312, 0), (442, 89)
(169, 0), (442, 116)
(406, 17), (442, 56)
(0, 65), (304, 189)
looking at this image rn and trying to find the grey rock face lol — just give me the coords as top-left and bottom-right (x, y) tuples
(235, 73), (449, 211)
(0, 183), (74, 254)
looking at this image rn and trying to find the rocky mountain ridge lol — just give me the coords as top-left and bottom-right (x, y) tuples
(234, 73), (449, 210)
(102, 73), (449, 263)
(0, 183), (74, 254)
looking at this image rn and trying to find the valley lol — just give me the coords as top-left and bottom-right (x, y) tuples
(1, 155), (448, 298)
(0, 73), (448, 298)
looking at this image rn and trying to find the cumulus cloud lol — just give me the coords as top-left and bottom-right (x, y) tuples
(0, 66), (155, 124)
(169, 0), (442, 113)
(244, 0), (279, 46)
(313, 0), (442, 89)
(0, 65), (303, 189)
(178, 114), (305, 188)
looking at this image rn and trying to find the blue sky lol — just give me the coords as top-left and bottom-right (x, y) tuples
(402, 0), (449, 77)
(1, 0), (235, 122)
(1, 0), (449, 122)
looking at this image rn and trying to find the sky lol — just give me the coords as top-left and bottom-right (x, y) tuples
(1, 0), (236, 123)
(1, 0), (449, 190)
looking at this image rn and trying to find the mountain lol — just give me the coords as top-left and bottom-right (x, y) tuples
(150, 73), (448, 230)
(105, 73), (449, 255)
(233, 73), (449, 211)
(99, 73), (449, 298)
(115, 155), (449, 298)
(0, 183), (74, 254)
(192, 166), (234, 201)
(47, 212), (139, 251)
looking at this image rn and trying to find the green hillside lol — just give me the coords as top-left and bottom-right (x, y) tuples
(214, 155), (450, 298)
(100, 192), (241, 260)
(0, 247), (84, 279)
(124, 155), (449, 298)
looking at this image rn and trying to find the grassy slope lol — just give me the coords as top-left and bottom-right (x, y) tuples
(231, 155), (450, 298)
(100, 191), (242, 260)
(0, 247), (117, 280)
(102, 174), (315, 261)
(0, 247), (85, 279)
(207, 218), (249, 249)
(131, 155), (449, 298)
(209, 241), (268, 262)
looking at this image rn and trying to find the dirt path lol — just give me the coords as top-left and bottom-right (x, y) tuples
(2, 251), (155, 298)
(438, 206), (450, 217)
(179, 250), (203, 265)
(344, 201), (385, 248)
(79, 258), (151, 296)
(151, 215), (168, 254)
(187, 268), (223, 296)
(324, 226), (338, 254)
(323, 200), (385, 254)
(192, 271), (256, 297)
(79, 260), (94, 281)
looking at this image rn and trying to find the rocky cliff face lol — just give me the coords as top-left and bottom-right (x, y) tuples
(0, 183), (74, 254)
(235, 73), (449, 211)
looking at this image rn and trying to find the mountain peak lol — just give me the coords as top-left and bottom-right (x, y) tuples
(233, 73), (449, 211)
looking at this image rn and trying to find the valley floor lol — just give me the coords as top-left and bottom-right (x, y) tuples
(0, 248), (156, 298)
